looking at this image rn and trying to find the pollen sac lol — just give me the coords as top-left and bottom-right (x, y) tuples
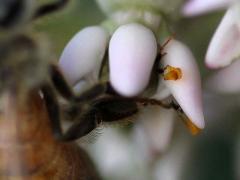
(109, 23), (157, 97)
(205, 2), (240, 69)
(163, 65), (182, 81)
(59, 26), (110, 86)
(179, 113), (201, 135)
(161, 40), (205, 129)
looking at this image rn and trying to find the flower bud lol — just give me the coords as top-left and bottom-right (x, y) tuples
(109, 23), (157, 97)
(205, 2), (240, 68)
(161, 40), (205, 129)
(59, 26), (110, 86)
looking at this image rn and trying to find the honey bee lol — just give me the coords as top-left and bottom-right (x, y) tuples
(0, 0), (101, 179)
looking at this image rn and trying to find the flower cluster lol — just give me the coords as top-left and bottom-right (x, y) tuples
(58, 0), (205, 136)
(54, 0), (240, 179)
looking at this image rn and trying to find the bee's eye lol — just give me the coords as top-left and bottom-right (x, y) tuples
(0, 0), (26, 28)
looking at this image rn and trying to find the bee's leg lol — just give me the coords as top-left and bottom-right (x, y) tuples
(49, 64), (76, 100)
(152, 51), (165, 74)
(92, 97), (139, 122)
(135, 97), (183, 113)
(34, 0), (69, 19)
(41, 84), (63, 139)
(133, 97), (172, 109)
(49, 64), (107, 102)
(40, 83), (102, 142)
(60, 108), (102, 141)
(61, 97), (139, 141)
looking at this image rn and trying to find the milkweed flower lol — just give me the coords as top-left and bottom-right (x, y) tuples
(59, 26), (110, 93)
(56, 1), (215, 179)
(182, 2), (240, 178)
(130, 39), (205, 159)
(205, 1), (240, 69)
(161, 39), (205, 130)
(59, 0), (205, 134)
(182, 0), (240, 69)
(183, 0), (240, 95)
(109, 23), (157, 97)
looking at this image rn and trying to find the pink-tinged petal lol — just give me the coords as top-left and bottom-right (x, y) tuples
(182, 0), (234, 17)
(205, 2), (240, 69)
(59, 26), (109, 85)
(109, 23), (157, 97)
(206, 58), (240, 94)
(162, 40), (205, 129)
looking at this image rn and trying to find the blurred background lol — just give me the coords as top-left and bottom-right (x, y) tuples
(36, 1), (240, 179)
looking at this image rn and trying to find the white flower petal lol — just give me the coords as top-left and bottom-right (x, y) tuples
(182, 0), (234, 17)
(205, 2), (240, 69)
(59, 26), (110, 85)
(206, 58), (240, 94)
(109, 23), (157, 97)
(138, 106), (175, 153)
(162, 40), (205, 129)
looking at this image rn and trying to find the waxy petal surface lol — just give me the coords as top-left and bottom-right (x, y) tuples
(109, 23), (157, 97)
(162, 40), (205, 129)
(59, 26), (109, 85)
(205, 2), (240, 68)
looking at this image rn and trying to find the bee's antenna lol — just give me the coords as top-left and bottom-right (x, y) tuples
(34, 0), (69, 19)
(159, 34), (175, 51)
(41, 84), (63, 139)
